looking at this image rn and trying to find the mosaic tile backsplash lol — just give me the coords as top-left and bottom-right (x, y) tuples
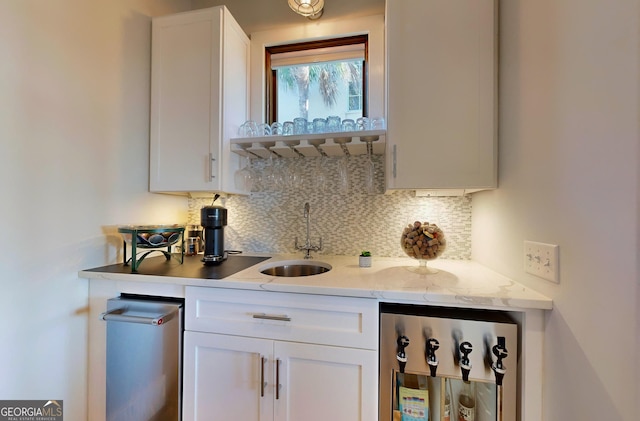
(188, 155), (472, 259)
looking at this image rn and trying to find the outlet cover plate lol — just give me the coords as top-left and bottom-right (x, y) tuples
(524, 241), (559, 283)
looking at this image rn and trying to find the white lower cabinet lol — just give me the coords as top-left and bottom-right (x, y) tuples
(183, 332), (273, 420)
(183, 331), (378, 421)
(274, 341), (377, 421)
(182, 287), (379, 421)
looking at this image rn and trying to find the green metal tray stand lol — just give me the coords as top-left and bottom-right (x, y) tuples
(118, 225), (185, 272)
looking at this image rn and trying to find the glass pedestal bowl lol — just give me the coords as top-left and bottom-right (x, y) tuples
(400, 221), (446, 274)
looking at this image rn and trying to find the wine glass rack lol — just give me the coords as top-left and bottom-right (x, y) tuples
(230, 130), (386, 158)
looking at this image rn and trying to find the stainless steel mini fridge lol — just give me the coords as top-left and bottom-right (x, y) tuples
(101, 295), (183, 421)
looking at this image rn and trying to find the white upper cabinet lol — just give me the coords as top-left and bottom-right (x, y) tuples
(150, 6), (249, 194)
(385, 0), (497, 193)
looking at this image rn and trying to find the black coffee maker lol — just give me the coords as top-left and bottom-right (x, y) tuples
(200, 204), (227, 265)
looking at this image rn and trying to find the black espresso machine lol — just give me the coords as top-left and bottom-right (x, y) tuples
(200, 204), (227, 264)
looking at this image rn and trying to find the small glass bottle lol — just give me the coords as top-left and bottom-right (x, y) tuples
(458, 381), (476, 421)
(443, 379), (451, 421)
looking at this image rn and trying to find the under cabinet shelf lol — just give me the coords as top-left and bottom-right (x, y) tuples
(230, 130), (386, 158)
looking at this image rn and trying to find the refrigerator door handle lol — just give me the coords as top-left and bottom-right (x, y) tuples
(100, 307), (178, 326)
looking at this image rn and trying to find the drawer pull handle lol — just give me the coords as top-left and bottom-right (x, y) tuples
(252, 313), (291, 322)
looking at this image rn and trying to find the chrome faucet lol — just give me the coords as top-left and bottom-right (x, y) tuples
(295, 202), (323, 259)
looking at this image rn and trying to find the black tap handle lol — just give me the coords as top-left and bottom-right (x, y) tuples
(459, 341), (473, 381)
(492, 337), (508, 386)
(492, 343), (509, 368)
(459, 341), (473, 362)
(398, 335), (410, 349)
(426, 338), (440, 358)
(396, 335), (410, 373)
(426, 338), (439, 377)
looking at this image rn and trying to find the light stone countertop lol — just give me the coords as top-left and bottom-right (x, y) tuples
(80, 253), (552, 311)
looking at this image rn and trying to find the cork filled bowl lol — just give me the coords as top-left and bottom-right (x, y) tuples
(400, 220), (446, 274)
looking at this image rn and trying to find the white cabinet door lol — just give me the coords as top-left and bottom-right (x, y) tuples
(385, 0), (497, 192)
(274, 341), (378, 421)
(183, 333), (378, 421)
(183, 331), (273, 421)
(150, 6), (249, 194)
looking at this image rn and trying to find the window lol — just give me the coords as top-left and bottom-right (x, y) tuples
(265, 35), (368, 124)
(348, 70), (363, 111)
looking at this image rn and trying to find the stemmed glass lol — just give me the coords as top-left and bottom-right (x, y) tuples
(249, 158), (262, 192)
(338, 155), (350, 194)
(314, 155), (328, 193)
(262, 153), (277, 191)
(286, 156), (304, 190)
(364, 141), (375, 194)
(270, 155), (286, 192)
(234, 155), (253, 191)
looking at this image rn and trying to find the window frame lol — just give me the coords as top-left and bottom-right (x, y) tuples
(265, 34), (369, 124)
(248, 14), (384, 128)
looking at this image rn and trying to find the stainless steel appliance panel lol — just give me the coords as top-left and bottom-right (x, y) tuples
(379, 304), (518, 421)
(102, 296), (183, 421)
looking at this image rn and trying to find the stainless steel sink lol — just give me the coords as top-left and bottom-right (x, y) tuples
(259, 260), (332, 277)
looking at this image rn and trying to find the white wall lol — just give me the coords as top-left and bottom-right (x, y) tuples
(0, 1), (191, 418)
(472, 0), (639, 420)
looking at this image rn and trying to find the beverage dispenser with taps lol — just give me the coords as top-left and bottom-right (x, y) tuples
(379, 304), (518, 421)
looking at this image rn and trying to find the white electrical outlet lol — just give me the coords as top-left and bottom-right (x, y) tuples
(524, 241), (559, 283)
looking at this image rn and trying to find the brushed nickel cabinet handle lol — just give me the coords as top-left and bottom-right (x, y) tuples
(276, 358), (281, 400)
(252, 313), (291, 322)
(209, 153), (216, 180)
(393, 144), (397, 178)
(260, 356), (266, 397)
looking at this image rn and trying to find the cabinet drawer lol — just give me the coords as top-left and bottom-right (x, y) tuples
(185, 287), (378, 350)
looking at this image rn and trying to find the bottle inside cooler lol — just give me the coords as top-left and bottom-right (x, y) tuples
(446, 378), (496, 421)
(443, 379), (451, 421)
(394, 372), (430, 421)
(458, 381), (476, 421)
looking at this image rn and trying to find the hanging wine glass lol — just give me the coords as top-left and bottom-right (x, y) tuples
(338, 154), (350, 194)
(364, 140), (375, 194)
(314, 155), (328, 193)
(234, 155), (253, 191)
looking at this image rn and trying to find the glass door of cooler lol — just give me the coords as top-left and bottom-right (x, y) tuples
(392, 372), (497, 421)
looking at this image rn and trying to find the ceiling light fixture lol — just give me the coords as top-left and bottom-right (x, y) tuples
(288, 0), (324, 20)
